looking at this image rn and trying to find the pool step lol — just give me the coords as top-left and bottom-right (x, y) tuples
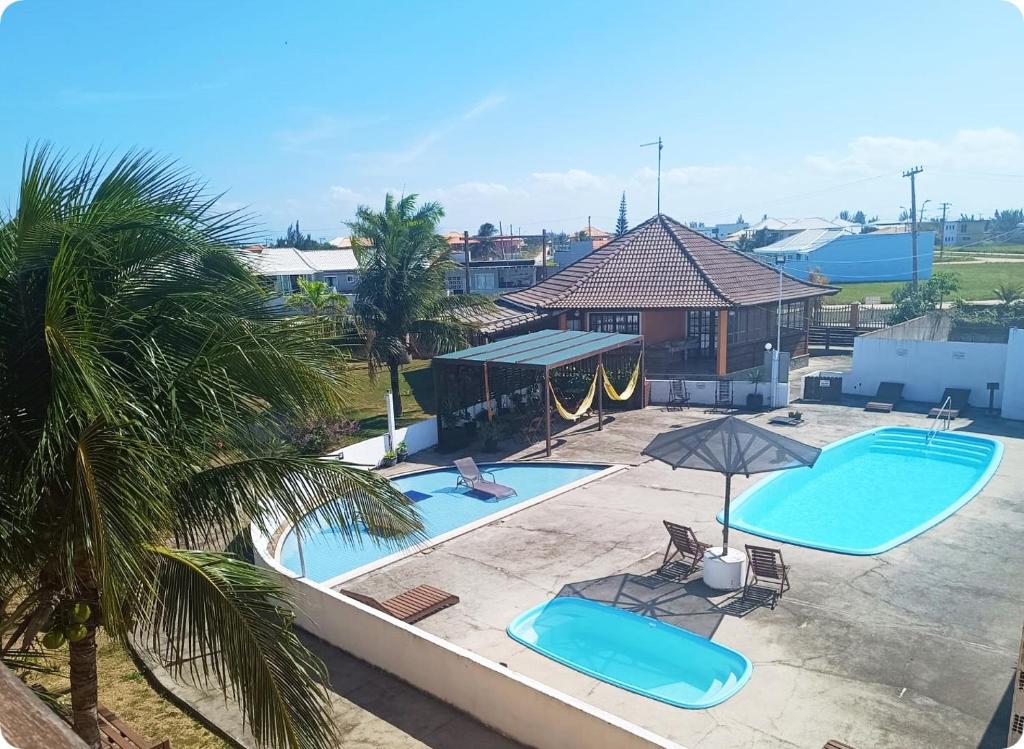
(874, 433), (991, 454)
(872, 445), (987, 468)
(872, 438), (991, 459)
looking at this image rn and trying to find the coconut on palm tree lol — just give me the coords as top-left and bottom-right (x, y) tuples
(0, 148), (421, 749)
(349, 194), (489, 418)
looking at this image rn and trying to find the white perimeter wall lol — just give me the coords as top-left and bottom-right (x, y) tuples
(648, 379), (789, 409)
(843, 336), (1009, 409)
(1001, 329), (1024, 420)
(327, 417), (438, 467)
(260, 566), (683, 749)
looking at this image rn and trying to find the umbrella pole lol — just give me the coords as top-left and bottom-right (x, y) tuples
(722, 474), (732, 554)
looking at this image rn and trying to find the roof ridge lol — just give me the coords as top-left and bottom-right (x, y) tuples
(537, 215), (663, 307)
(658, 215), (732, 305)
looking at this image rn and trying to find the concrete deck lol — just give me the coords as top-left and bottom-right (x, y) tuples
(353, 400), (1024, 749)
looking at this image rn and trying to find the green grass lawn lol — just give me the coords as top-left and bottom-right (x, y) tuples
(332, 359), (436, 447)
(831, 261), (1024, 303)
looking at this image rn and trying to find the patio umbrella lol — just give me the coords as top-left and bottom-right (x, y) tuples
(642, 416), (821, 554)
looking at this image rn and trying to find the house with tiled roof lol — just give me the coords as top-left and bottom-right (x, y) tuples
(473, 214), (836, 375)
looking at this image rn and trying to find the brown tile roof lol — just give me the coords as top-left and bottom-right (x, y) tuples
(454, 299), (555, 335)
(504, 214), (836, 310)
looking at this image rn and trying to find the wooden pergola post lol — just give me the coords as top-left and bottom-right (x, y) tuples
(544, 365), (552, 457)
(483, 362), (493, 421)
(716, 309), (729, 376)
(597, 354), (604, 430)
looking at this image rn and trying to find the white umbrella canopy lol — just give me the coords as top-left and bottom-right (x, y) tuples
(642, 416), (821, 553)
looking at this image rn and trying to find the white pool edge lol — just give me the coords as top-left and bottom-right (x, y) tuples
(259, 461), (626, 588)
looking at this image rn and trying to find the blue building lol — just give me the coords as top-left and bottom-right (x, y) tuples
(753, 228), (934, 283)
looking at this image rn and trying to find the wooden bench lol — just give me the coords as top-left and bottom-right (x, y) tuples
(98, 706), (170, 749)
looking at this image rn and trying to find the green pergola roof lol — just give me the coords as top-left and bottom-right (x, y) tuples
(435, 329), (643, 370)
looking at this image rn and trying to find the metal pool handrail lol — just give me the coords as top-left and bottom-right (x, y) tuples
(926, 396), (953, 443)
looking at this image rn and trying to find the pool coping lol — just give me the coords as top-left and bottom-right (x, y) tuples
(507, 597), (753, 710)
(256, 461), (628, 588)
(717, 426), (1005, 555)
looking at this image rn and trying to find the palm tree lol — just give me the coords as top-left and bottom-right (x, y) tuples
(994, 281), (1023, 306)
(476, 222), (498, 259)
(287, 277), (348, 315)
(0, 148), (421, 749)
(349, 194), (488, 418)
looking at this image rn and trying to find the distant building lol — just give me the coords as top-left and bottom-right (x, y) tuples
(873, 219), (987, 247)
(726, 217), (858, 245)
(446, 253), (539, 296)
(444, 231), (526, 258)
(689, 221), (749, 241)
(243, 246), (360, 299)
(753, 228), (934, 283)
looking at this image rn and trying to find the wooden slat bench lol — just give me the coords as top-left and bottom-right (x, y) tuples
(98, 706), (170, 749)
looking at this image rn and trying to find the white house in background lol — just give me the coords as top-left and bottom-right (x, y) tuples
(243, 246), (360, 300)
(689, 221), (749, 241)
(726, 216), (859, 244)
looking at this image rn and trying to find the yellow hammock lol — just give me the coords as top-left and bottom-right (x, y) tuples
(602, 358), (641, 401)
(549, 372), (598, 421)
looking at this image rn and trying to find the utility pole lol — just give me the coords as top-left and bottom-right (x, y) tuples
(463, 230), (471, 293)
(903, 166), (924, 289)
(938, 201), (952, 261)
(541, 229), (547, 281)
(641, 137), (663, 215)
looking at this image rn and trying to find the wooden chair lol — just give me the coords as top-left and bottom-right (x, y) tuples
(98, 706), (171, 749)
(337, 584), (460, 624)
(743, 544), (790, 609)
(865, 381), (904, 413)
(660, 521), (712, 578)
(667, 380), (690, 410)
(713, 380), (733, 412)
(928, 387), (971, 419)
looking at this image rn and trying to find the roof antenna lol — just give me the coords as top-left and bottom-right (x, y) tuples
(640, 137), (663, 215)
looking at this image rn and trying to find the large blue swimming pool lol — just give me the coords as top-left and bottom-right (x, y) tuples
(722, 427), (1003, 555)
(279, 462), (609, 582)
(508, 597), (751, 708)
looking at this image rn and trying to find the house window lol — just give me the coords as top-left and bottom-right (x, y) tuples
(324, 275), (336, 290)
(588, 312), (640, 334)
(346, 274), (356, 284)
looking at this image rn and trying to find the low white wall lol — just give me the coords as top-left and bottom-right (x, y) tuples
(328, 417), (438, 466)
(276, 574), (683, 749)
(648, 379), (789, 409)
(1001, 329), (1024, 421)
(843, 337), (1008, 408)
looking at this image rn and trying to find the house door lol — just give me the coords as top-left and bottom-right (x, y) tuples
(687, 310), (716, 356)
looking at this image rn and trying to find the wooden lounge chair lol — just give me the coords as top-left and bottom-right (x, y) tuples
(454, 457), (517, 499)
(743, 544), (790, 609)
(822, 741), (857, 749)
(667, 379), (690, 410)
(713, 380), (733, 413)
(865, 381), (904, 413)
(928, 387), (971, 419)
(660, 521), (712, 578)
(98, 705), (171, 749)
(338, 584), (460, 624)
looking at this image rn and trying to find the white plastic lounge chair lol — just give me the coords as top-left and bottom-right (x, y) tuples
(454, 457), (517, 499)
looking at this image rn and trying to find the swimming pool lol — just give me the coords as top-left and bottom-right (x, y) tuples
(508, 597), (751, 709)
(277, 462), (612, 583)
(722, 427), (1003, 555)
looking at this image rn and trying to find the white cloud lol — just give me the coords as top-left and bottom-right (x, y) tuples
(428, 181), (525, 199)
(530, 169), (608, 192)
(462, 94), (507, 121)
(328, 186), (363, 203)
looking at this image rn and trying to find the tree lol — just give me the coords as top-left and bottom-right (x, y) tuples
(476, 222), (498, 259)
(994, 281), (1024, 306)
(274, 221), (331, 251)
(991, 209), (1024, 234)
(349, 194), (489, 417)
(615, 193), (628, 236)
(839, 210), (866, 224)
(0, 148), (421, 749)
(287, 277), (348, 315)
(887, 271), (961, 324)
(898, 209), (910, 222)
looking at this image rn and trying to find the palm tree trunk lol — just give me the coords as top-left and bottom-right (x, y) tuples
(389, 362), (403, 418)
(69, 624), (101, 748)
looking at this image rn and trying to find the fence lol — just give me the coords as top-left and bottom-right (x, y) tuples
(812, 303), (888, 330)
(327, 417), (438, 467)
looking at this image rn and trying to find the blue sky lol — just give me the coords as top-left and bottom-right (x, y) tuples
(2, 0), (1023, 239)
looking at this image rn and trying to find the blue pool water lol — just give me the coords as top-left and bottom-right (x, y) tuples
(508, 597), (751, 709)
(722, 427), (1003, 555)
(279, 462), (608, 582)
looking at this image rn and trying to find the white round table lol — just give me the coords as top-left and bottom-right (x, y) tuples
(703, 545), (746, 590)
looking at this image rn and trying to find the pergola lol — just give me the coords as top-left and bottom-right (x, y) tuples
(433, 329), (644, 456)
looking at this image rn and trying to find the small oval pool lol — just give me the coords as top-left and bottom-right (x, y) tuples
(277, 462), (612, 583)
(722, 427), (1003, 555)
(508, 597), (752, 709)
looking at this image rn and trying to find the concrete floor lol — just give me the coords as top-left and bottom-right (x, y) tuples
(353, 398), (1024, 749)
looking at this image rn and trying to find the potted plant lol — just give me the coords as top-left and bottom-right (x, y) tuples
(395, 440), (409, 462)
(788, 409), (803, 422)
(746, 368), (765, 410)
(379, 449), (397, 468)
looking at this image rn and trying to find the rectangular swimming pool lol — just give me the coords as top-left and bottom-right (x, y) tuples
(722, 427), (1003, 555)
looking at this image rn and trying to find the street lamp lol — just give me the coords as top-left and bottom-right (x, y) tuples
(771, 255), (785, 408)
